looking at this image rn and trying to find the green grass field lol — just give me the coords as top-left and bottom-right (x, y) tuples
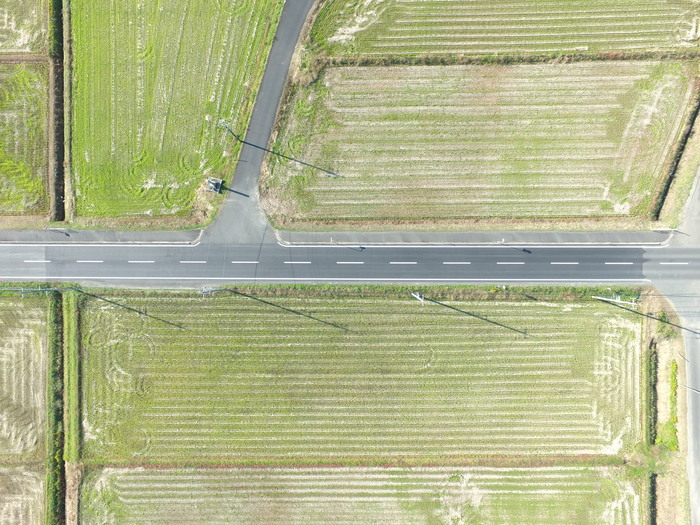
(80, 466), (643, 525)
(263, 61), (695, 228)
(79, 289), (643, 465)
(311, 0), (700, 57)
(0, 63), (48, 215)
(0, 0), (47, 54)
(70, 0), (284, 219)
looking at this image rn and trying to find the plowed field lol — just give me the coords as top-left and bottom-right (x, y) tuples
(313, 0), (700, 56)
(80, 290), (642, 464)
(264, 61), (695, 228)
(80, 466), (642, 525)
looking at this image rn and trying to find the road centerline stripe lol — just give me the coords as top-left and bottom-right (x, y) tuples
(76, 260), (103, 263)
(179, 260), (207, 264)
(659, 262), (689, 265)
(497, 262), (524, 265)
(337, 261), (364, 265)
(390, 261), (417, 265)
(128, 260), (155, 264)
(231, 261), (259, 264)
(284, 261), (311, 264)
(550, 262), (579, 265)
(24, 260), (50, 263)
(443, 261), (471, 265)
(604, 262), (633, 265)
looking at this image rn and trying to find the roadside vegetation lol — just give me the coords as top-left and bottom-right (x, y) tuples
(69, 0), (284, 225)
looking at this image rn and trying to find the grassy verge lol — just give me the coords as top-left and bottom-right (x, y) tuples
(63, 289), (80, 462)
(45, 291), (64, 525)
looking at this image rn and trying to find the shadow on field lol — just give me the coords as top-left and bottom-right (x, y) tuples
(79, 291), (184, 330)
(207, 289), (349, 332)
(220, 122), (339, 177)
(424, 297), (527, 336)
(595, 299), (700, 335)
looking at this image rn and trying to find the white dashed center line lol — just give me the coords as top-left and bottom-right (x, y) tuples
(24, 260), (50, 263)
(337, 261), (364, 265)
(497, 262), (524, 265)
(443, 261), (471, 265)
(604, 262), (633, 265)
(231, 261), (259, 264)
(550, 262), (578, 265)
(284, 261), (311, 264)
(76, 260), (103, 263)
(179, 260), (207, 264)
(390, 261), (417, 265)
(659, 262), (689, 265)
(128, 260), (155, 264)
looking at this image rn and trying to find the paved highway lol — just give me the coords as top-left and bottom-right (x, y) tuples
(0, 240), (696, 285)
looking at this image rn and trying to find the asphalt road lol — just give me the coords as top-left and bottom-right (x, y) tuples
(0, 241), (696, 286)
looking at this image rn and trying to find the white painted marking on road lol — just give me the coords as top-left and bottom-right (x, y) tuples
(443, 261), (471, 265)
(659, 262), (689, 265)
(24, 260), (50, 263)
(284, 261), (311, 264)
(76, 260), (103, 264)
(128, 260), (155, 264)
(337, 261), (364, 265)
(497, 262), (524, 265)
(604, 262), (633, 265)
(231, 261), (259, 264)
(390, 261), (417, 265)
(180, 260), (207, 264)
(550, 262), (578, 265)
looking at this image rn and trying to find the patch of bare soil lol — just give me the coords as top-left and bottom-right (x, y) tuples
(64, 462), (82, 525)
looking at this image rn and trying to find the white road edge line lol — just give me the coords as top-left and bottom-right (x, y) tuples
(659, 262), (689, 265)
(180, 261), (207, 264)
(604, 262), (633, 265)
(24, 260), (50, 263)
(550, 262), (579, 265)
(390, 261), (417, 265)
(336, 261), (364, 265)
(284, 261), (311, 264)
(128, 260), (155, 264)
(76, 260), (103, 263)
(497, 262), (525, 265)
(231, 261), (259, 264)
(443, 262), (471, 265)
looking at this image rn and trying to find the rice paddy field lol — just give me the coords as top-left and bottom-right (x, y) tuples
(264, 61), (696, 227)
(70, 0), (284, 218)
(80, 466), (643, 525)
(0, 0), (47, 54)
(312, 0), (700, 57)
(80, 289), (643, 465)
(0, 63), (49, 215)
(0, 297), (47, 460)
(0, 467), (45, 525)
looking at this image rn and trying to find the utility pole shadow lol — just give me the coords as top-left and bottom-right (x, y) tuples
(595, 299), (700, 335)
(220, 122), (339, 178)
(208, 288), (349, 332)
(424, 297), (527, 335)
